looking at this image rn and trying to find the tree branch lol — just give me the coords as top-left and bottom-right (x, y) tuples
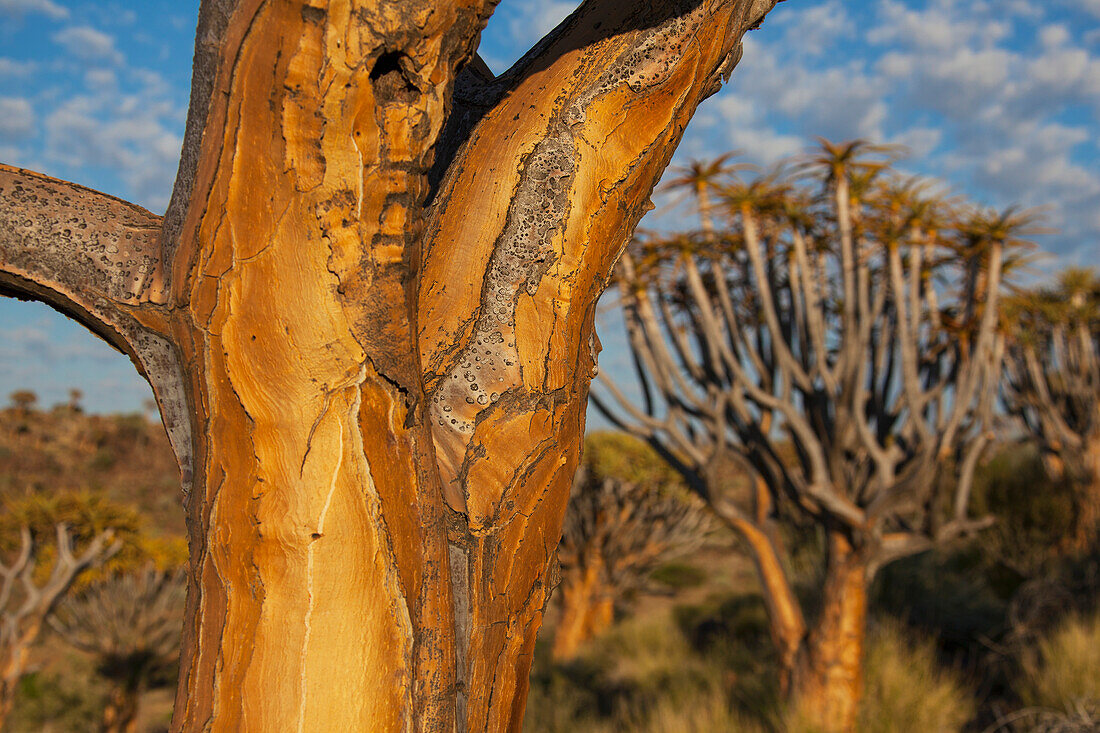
(0, 164), (194, 493)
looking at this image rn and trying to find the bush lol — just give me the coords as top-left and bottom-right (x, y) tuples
(650, 561), (708, 590)
(9, 659), (103, 732)
(969, 443), (1075, 572)
(526, 609), (777, 733)
(872, 545), (1013, 650)
(1018, 611), (1100, 711)
(856, 620), (976, 733)
(620, 686), (775, 733)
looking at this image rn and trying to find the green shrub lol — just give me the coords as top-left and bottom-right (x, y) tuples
(90, 448), (117, 471)
(650, 561), (707, 589)
(1018, 611), (1100, 711)
(9, 660), (104, 732)
(525, 610), (779, 732)
(872, 546), (1012, 649)
(969, 443), (1075, 572)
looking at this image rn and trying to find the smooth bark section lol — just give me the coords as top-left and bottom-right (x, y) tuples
(163, 0), (503, 729)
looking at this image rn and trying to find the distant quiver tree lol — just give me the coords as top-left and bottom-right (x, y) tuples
(594, 140), (1023, 732)
(1002, 267), (1100, 551)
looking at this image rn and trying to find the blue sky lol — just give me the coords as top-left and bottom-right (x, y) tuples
(1, 0), (1098, 415)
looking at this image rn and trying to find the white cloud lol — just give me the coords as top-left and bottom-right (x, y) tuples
(84, 68), (117, 90)
(0, 97), (34, 140)
(676, 0), (1100, 262)
(0, 58), (36, 77)
(0, 0), (67, 19)
(52, 26), (124, 66)
(1078, 0), (1100, 18)
(35, 61), (184, 211)
(778, 0), (851, 58)
(42, 92), (181, 210)
(510, 1), (575, 42)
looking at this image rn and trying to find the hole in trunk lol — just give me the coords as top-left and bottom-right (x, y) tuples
(369, 51), (418, 104)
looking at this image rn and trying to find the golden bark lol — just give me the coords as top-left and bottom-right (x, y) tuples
(0, 0), (782, 729)
(0, 634), (34, 726)
(792, 531), (868, 733)
(551, 561), (614, 661)
(725, 514), (805, 692)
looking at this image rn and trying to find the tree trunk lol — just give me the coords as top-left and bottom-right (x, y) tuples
(1070, 436), (1100, 551)
(102, 681), (141, 733)
(0, 1), (781, 729)
(716, 500), (806, 694)
(792, 530), (868, 733)
(552, 561), (614, 661)
(0, 648), (27, 729)
(0, 624), (39, 729)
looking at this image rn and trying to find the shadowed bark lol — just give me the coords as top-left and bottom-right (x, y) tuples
(0, 0), (782, 729)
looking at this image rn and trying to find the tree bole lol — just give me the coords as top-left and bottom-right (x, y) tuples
(552, 562), (614, 661)
(792, 531), (868, 733)
(0, 0), (783, 729)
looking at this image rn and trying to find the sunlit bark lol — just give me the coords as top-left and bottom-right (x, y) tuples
(0, 0), (781, 729)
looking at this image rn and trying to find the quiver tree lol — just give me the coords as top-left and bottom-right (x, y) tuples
(1002, 268), (1100, 551)
(50, 564), (187, 733)
(553, 432), (709, 660)
(594, 141), (1014, 732)
(1, 493), (126, 721)
(8, 390), (37, 414)
(0, 0), (783, 729)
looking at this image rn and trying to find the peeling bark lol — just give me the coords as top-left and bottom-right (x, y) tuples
(0, 0), (781, 729)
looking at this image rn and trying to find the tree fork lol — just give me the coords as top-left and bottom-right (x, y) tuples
(0, 0), (781, 729)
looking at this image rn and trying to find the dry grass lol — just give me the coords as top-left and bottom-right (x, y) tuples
(856, 620), (975, 733)
(1018, 610), (1100, 711)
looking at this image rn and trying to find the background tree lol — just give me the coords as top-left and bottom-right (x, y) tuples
(595, 142), (1013, 731)
(0, 1), (782, 728)
(8, 391), (37, 415)
(0, 493), (133, 726)
(50, 564), (187, 733)
(553, 432), (709, 660)
(67, 389), (84, 413)
(1002, 267), (1100, 551)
